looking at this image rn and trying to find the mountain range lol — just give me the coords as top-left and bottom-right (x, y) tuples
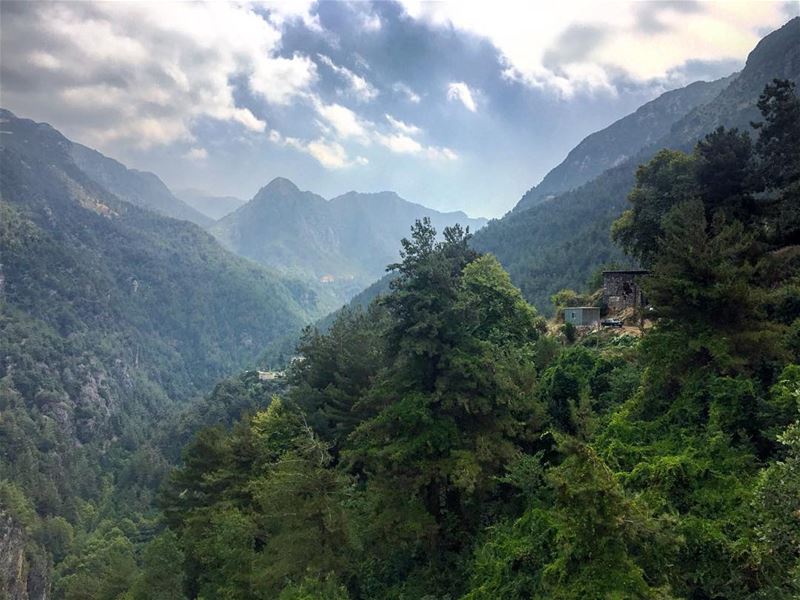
(1, 15), (798, 599)
(514, 75), (734, 211)
(69, 142), (212, 227)
(472, 16), (800, 314)
(209, 178), (486, 295)
(174, 188), (246, 220)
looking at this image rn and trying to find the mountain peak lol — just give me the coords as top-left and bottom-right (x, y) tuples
(258, 177), (300, 196)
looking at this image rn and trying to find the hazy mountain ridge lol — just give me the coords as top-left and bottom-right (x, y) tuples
(174, 188), (246, 220)
(475, 17), (800, 314)
(69, 141), (212, 227)
(210, 177), (487, 294)
(658, 17), (800, 149)
(515, 74), (735, 211)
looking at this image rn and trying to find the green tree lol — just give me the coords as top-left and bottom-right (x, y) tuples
(611, 149), (697, 266)
(346, 233), (544, 592)
(752, 79), (800, 192)
(290, 305), (387, 454)
(129, 530), (186, 600)
(643, 199), (780, 373)
(693, 126), (755, 222)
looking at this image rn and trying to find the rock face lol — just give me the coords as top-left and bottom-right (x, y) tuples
(0, 510), (49, 600)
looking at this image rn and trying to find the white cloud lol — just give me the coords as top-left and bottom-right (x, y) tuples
(281, 135), (367, 169)
(184, 147), (209, 160)
(392, 82), (422, 103)
(447, 82), (477, 112)
(426, 146), (459, 161)
(0, 2), (317, 149)
(262, 0), (322, 32)
(312, 99), (372, 142)
(273, 99), (456, 167)
(317, 54), (379, 102)
(374, 131), (458, 161)
(375, 133), (423, 154)
(386, 114), (421, 135)
(250, 53), (318, 105)
(357, 10), (382, 32)
(398, 1), (791, 96)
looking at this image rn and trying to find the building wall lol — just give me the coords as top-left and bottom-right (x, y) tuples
(603, 272), (646, 313)
(565, 308), (600, 327)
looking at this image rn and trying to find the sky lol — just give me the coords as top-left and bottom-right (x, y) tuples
(1, 1), (797, 218)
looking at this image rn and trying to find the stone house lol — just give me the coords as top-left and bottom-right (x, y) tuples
(602, 270), (649, 314)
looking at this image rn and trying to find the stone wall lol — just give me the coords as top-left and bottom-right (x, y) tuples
(603, 271), (647, 314)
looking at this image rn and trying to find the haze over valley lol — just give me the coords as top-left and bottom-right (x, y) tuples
(1, 3), (799, 599)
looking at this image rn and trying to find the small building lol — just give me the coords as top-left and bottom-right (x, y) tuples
(257, 370), (284, 381)
(564, 306), (600, 327)
(602, 269), (649, 314)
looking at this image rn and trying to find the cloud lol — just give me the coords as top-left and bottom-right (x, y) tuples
(355, 8), (382, 32)
(541, 24), (607, 71)
(398, 1), (790, 95)
(272, 99), (455, 168)
(279, 133), (367, 169)
(184, 147), (209, 160)
(317, 54), (379, 102)
(386, 114), (421, 135)
(447, 82), (477, 112)
(312, 99), (372, 142)
(392, 82), (422, 103)
(634, 1), (702, 34)
(0, 1), (317, 149)
(263, 0), (322, 32)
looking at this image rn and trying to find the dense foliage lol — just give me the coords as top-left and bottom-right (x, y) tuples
(1, 23), (798, 597)
(148, 81), (800, 598)
(0, 111), (323, 596)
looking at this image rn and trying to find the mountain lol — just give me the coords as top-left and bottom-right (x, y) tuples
(474, 17), (800, 315)
(658, 17), (800, 149)
(210, 177), (487, 296)
(70, 143), (212, 226)
(174, 188), (245, 220)
(515, 75), (734, 211)
(0, 109), (324, 597)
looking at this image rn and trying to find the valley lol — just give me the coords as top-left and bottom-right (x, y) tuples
(1, 7), (798, 600)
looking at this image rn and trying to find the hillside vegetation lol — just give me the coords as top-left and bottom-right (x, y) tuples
(0, 110), (325, 596)
(67, 80), (799, 599)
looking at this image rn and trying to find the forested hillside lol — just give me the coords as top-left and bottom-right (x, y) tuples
(68, 78), (799, 599)
(475, 17), (800, 315)
(2, 14), (799, 600)
(210, 177), (486, 301)
(514, 75), (732, 210)
(0, 110), (325, 597)
(70, 142), (212, 227)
